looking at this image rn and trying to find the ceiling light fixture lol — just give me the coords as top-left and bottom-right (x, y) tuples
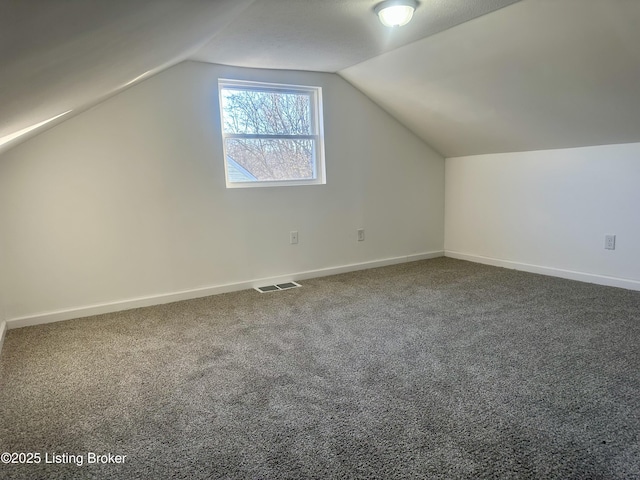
(375, 0), (418, 27)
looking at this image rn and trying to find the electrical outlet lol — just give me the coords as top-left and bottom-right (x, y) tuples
(357, 229), (365, 242)
(604, 234), (616, 250)
(290, 231), (298, 245)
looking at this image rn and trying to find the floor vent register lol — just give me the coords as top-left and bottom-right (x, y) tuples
(255, 282), (301, 293)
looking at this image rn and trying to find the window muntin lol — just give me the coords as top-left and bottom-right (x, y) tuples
(219, 79), (325, 187)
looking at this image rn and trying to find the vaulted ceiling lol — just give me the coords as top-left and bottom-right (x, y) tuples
(2, 0), (640, 157)
(0, 0), (253, 150)
(341, 0), (640, 157)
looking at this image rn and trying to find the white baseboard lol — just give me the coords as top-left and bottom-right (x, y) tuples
(6, 251), (444, 330)
(0, 321), (6, 358)
(445, 250), (640, 291)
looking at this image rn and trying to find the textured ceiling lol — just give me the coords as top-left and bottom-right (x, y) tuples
(3, 0), (639, 158)
(0, 0), (254, 150)
(341, 0), (640, 157)
(191, 0), (521, 73)
(0, 0), (520, 154)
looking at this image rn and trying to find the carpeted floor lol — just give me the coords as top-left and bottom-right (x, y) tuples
(0, 257), (639, 479)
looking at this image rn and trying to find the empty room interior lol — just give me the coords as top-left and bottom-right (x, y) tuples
(1, 0), (639, 478)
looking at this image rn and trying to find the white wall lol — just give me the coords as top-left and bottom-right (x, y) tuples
(0, 236), (6, 349)
(0, 61), (444, 325)
(445, 143), (640, 289)
(0, 231), (7, 321)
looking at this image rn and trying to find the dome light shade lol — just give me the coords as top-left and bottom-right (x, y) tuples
(375, 1), (417, 27)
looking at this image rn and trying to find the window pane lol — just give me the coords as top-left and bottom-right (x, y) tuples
(221, 89), (312, 135)
(225, 138), (315, 182)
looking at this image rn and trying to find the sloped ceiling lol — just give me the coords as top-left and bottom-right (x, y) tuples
(341, 0), (640, 157)
(192, 0), (521, 73)
(0, 0), (519, 153)
(3, 0), (640, 158)
(0, 0), (254, 150)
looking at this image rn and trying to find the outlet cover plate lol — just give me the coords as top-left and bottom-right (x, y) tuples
(605, 234), (616, 250)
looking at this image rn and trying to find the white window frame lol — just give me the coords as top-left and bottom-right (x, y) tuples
(218, 79), (326, 188)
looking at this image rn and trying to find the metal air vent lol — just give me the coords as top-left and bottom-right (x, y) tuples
(255, 282), (301, 293)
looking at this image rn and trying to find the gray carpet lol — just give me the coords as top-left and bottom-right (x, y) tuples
(1, 257), (639, 479)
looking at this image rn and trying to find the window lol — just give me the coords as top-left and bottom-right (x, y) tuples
(219, 79), (326, 188)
